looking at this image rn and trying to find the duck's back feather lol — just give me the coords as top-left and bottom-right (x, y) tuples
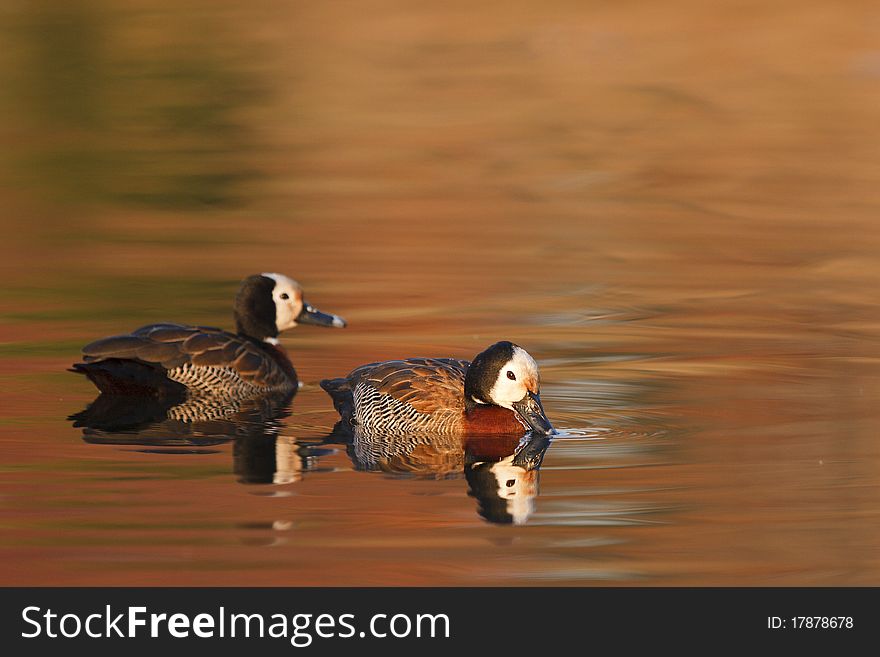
(73, 323), (296, 396)
(322, 357), (470, 433)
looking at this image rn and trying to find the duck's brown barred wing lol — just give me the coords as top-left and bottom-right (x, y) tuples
(347, 357), (470, 416)
(80, 323), (290, 390)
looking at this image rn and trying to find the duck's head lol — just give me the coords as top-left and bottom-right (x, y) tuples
(234, 273), (346, 342)
(464, 341), (554, 434)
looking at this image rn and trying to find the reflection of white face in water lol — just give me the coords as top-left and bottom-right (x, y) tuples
(274, 435), (304, 485)
(490, 458), (538, 525)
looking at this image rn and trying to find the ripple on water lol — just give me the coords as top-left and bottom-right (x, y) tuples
(528, 500), (672, 527)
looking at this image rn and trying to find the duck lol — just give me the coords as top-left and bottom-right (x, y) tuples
(320, 341), (553, 435)
(71, 273), (346, 399)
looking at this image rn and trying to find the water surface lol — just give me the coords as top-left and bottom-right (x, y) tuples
(1, 0), (879, 586)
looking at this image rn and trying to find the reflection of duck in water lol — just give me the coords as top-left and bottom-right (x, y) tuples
(321, 341), (553, 435)
(328, 424), (465, 478)
(325, 421), (551, 523)
(465, 434), (551, 525)
(234, 433), (334, 485)
(69, 392), (333, 485)
(70, 388), (294, 441)
(70, 273), (346, 400)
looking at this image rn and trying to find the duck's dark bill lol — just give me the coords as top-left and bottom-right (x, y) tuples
(511, 433), (552, 469)
(511, 391), (554, 434)
(296, 303), (346, 328)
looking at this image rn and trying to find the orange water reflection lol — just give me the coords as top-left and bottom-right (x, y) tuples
(1, 0), (879, 585)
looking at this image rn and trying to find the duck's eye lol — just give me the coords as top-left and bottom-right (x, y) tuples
(506, 370), (516, 381)
(280, 293), (289, 300)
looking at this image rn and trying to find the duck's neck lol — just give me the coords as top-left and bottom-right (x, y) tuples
(235, 310), (277, 344)
(259, 339), (298, 384)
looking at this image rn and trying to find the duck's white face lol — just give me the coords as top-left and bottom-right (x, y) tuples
(487, 346), (540, 409)
(262, 273), (304, 333)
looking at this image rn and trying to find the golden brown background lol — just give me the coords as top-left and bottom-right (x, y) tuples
(1, 0), (878, 585)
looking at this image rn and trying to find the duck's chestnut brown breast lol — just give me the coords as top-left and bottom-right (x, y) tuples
(463, 405), (526, 435)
